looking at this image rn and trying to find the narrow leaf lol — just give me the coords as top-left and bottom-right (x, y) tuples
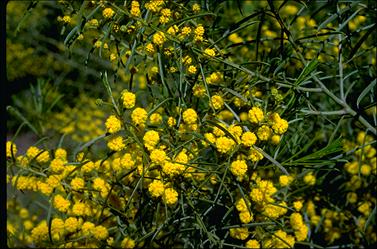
(295, 59), (319, 86)
(357, 79), (376, 108)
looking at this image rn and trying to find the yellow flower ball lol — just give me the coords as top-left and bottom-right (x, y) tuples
(53, 194), (70, 213)
(241, 131), (257, 147)
(272, 118), (289, 135)
(130, 1), (141, 17)
(236, 198), (248, 212)
(149, 113), (163, 125)
(6, 141), (17, 158)
(293, 200), (303, 211)
(245, 239), (260, 249)
(93, 225), (109, 240)
(193, 84), (206, 97)
(257, 125), (272, 141)
(148, 180), (165, 198)
(121, 237), (136, 248)
(192, 3), (201, 13)
(131, 107), (148, 126)
(204, 48), (216, 57)
(167, 116), (177, 127)
(121, 91), (136, 109)
(270, 134), (281, 145)
(107, 136), (125, 151)
(70, 177), (85, 191)
(239, 210), (253, 224)
(230, 160), (248, 178)
(303, 172), (316, 186)
(216, 136), (235, 153)
(150, 149), (167, 165)
(188, 65), (197, 74)
(211, 95), (224, 110)
(163, 188), (178, 205)
(182, 108), (198, 124)
(102, 8), (115, 19)
(54, 148), (67, 160)
(105, 115), (122, 134)
(229, 227), (249, 240)
(248, 107), (264, 123)
(82, 222), (95, 236)
(279, 175), (293, 187)
(72, 202), (86, 216)
(152, 31), (166, 46)
(143, 130), (160, 151)
(64, 217), (79, 233)
(249, 148), (264, 162)
(145, 43), (155, 54)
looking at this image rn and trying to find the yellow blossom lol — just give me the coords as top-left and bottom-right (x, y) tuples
(6, 141), (17, 158)
(103, 8), (115, 19)
(167, 116), (176, 127)
(248, 107), (264, 123)
(249, 148), (264, 162)
(303, 172), (316, 186)
(72, 202), (86, 216)
(107, 136), (125, 151)
(65, 217), (80, 233)
(270, 134), (281, 145)
(250, 179), (276, 204)
(211, 95), (224, 110)
(236, 198), (249, 212)
(82, 222), (95, 236)
(105, 115), (122, 134)
(31, 221), (49, 242)
(188, 65), (197, 74)
(121, 237), (136, 248)
(279, 175), (293, 186)
(293, 200), (303, 211)
(163, 188), (178, 205)
(229, 227), (249, 240)
(204, 48), (216, 57)
(271, 117), (289, 135)
(148, 180), (165, 198)
(239, 210), (253, 223)
(55, 148), (67, 160)
(230, 160), (248, 178)
(192, 3), (201, 13)
(167, 25), (179, 35)
(149, 113), (163, 125)
(150, 149), (167, 165)
(152, 31), (166, 46)
(130, 1), (141, 17)
(241, 132), (257, 147)
(93, 225), (108, 240)
(131, 107), (148, 126)
(216, 136), (235, 153)
(121, 91), (136, 109)
(263, 202), (288, 219)
(54, 194), (70, 213)
(245, 239), (260, 249)
(145, 43), (155, 54)
(70, 177), (85, 191)
(183, 108), (198, 124)
(143, 130), (160, 151)
(207, 72), (223, 84)
(257, 125), (272, 141)
(290, 212), (308, 241)
(193, 84), (206, 97)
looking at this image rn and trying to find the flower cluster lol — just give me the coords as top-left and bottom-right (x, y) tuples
(6, 1), (376, 248)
